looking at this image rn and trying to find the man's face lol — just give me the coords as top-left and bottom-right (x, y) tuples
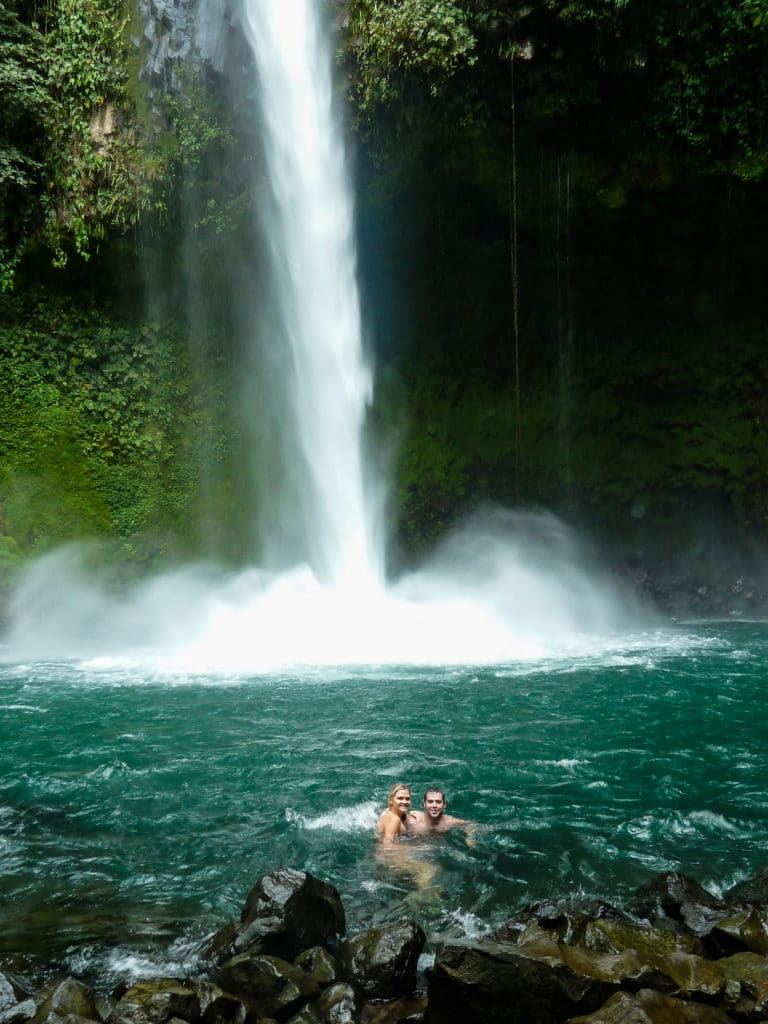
(390, 788), (412, 816)
(424, 791), (446, 819)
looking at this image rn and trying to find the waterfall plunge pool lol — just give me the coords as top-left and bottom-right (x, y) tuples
(2, 619), (767, 986)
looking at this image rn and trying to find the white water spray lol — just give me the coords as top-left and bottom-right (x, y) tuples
(0, 0), (654, 670)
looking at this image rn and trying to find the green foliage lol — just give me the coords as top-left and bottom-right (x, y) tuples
(388, 320), (768, 553)
(346, 0), (768, 180)
(39, 0), (129, 266)
(0, 0), (236, 285)
(349, 0), (477, 112)
(0, 1), (48, 285)
(0, 293), (231, 565)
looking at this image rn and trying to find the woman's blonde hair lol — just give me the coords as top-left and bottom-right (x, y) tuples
(387, 782), (411, 804)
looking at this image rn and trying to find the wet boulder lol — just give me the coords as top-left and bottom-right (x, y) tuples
(358, 993), (427, 1024)
(285, 1004), (320, 1024)
(710, 907), (768, 955)
(285, 1004), (321, 1024)
(105, 979), (199, 1024)
(492, 898), (631, 947)
(724, 865), (768, 907)
(207, 869), (345, 963)
(576, 919), (704, 959)
(47, 980), (101, 1023)
(566, 988), (736, 1023)
(0, 1001), (36, 1024)
(314, 983), (357, 1024)
(0, 976), (35, 1016)
(30, 979), (102, 1024)
(628, 872), (725, 937)
(427, 939), (618, 1024)
(185, 983), (245, 1024)
(293, 949), (338, 990)
(651, 950), (726, 1001)
(340, 921), (425, 1000)
(717, 951), (768, 1017)
(213, 953), (319, 1022)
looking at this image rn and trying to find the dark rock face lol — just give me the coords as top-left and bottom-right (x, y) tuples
(293, 948), (339, 989)
(427, 940), (617, 1024)
(314, 982), (357, 1024)
(105, 980), (199, 1024)
(340, 920), (425, 1000)
(0, 976), (34, 1017)
(46, 979), (101, 1022)
(0, 1000), (36, 1024)
(426, 868), (768, 1022)
(188, 982), (245, 1024)
(724, 865), (768, 906)
(567, 987), (737, 1023)
(208, 868), (346, 965)
(711, 908), (768, 956)
(629, 871), (725, 929)
(213, 953), (319, 1022)
(135, 0), (237, 88)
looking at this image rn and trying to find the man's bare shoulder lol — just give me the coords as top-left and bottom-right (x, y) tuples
(442, 813), (467, 827)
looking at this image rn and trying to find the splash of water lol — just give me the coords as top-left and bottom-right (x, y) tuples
(2, 508), (650, 669)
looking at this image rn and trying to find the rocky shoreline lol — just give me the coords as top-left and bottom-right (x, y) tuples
(4, 864), (768, 1023)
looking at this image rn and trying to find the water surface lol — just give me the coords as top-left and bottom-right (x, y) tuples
(2, 620), (767, 985)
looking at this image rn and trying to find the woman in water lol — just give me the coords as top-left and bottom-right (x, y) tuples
(377, 782), (413, 842)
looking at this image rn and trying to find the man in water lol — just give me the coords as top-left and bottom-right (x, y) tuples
(409, 787), (477, 845)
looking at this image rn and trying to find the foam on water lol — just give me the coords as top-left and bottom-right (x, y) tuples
(1, 509), (660, 672)
(285, 801), (379, 832)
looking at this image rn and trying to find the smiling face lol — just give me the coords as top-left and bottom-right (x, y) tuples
(423, 789), (446, 820)
(388, 785), (412, 819)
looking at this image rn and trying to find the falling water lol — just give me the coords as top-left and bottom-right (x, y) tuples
(240, 0), (380, 591)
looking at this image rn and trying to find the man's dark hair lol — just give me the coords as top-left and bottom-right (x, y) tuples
(423, 787), (446, 802)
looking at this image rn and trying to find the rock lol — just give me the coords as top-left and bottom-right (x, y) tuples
(340, 921), (425, 1000)
(208, 869), (346, 964)
(0, 976), (34, 1016)
(578, 919), (705, 959)
(566, 988), (736, 1023)
(653, 951), (725, 1000)
(315, 983), (356, 1024)
(293, 949), (338, 989)
(105, 980), (199, 1024)
(629, 871), (720, 918)
(0, 986), (15, 1020)
(724, 865), (768, 906)
(491, 898), (632, 951)
(186, 982), (245, 1024)
(285, 1004), (321, 1024)
(717, 951), (768, 1016)
(358, 994), (427, 1024)
(427, 940), (618, 1024)
(628, 872), (726, 936)
(49, 980), (101, 1022)
(213, 953), (319, 1022)
(711, 907), (768, 955)
(29, 978), (102, 1024)
(0, 1002), (36, 1024)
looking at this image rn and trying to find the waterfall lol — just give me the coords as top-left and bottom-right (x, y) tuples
(240, 0), (381, 591)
